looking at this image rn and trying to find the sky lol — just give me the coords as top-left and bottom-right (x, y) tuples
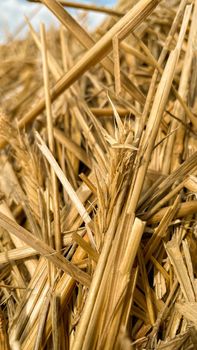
(0, 0), (116, 43)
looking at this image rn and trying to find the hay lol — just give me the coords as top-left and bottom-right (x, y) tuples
(0, 0), (197, 349)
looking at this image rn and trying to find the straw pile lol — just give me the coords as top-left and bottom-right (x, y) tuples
(0, 0), (197, 348)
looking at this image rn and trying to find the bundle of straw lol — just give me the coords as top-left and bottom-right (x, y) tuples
(0, 0), (197, 349)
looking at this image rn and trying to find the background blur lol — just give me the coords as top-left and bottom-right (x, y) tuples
(0, 0), (116, 43)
